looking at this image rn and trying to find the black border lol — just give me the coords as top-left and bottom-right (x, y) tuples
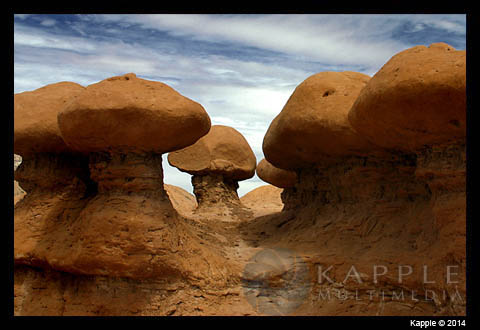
(7, 4), (477, 327)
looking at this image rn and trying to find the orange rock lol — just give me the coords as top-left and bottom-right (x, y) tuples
(263, 71), (376, 170)
(164, 184), (197, 216)
(15, 75), (231, 282)
(58, 73), (211, 154)
(14, 83), (94, 270)
(14, 82), (85, 156)
(256, 158), (297, 188)
(168, 125), (256, 181)
(168, 125), (256, 213)
(240, 184), (284, 217)
(348, 43), (466, 151)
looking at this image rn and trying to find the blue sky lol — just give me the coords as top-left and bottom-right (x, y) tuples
(13, 14), (466, 196)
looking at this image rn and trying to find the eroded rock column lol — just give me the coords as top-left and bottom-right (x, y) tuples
(13, 82), (94, 268)
(192, 173), (242, 209)
(53, 73), (230, 282)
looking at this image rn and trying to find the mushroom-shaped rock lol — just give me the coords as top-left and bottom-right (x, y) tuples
(14, 82), (85, 156)
(57, 73), (212, 194)
(13, 81), (91, 193)
(263, 71), (376, 170)
(168, 125), (256, 213)
(14, 82), (90, 192)
(14, 82), (96, 271)
(28, 73), (228, 281)
(256, 158), (297, 188)
(168, 125), (256, 180)
(348, 43), (466, 152)
(58, 73), (211, 154)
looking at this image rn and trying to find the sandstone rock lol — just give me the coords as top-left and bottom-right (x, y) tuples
(168, 125), (256, 181)
(263, 71), (376, 170)
(164, 183), (198, 216)
(14, 154), (26, 205)
(190, 174), (244, 210)
(13, 82), (92, 196)
(14, 154), (22, 170)
(14, 264), (256, 316)
(14, 82), (85, 156)
(168, 125), (256, 213)
(348, 43), (466, 152)
(14, 181), (26, 205)
(14, 62), (466, 317)
(247, 55), (466, 316)
(240, 147), (465, 316)
(256, 158), (297, 188)
(14, 83), (95, 274)
(240, 185), (284, 217)
(58, 73), (211, 154)
(16, 74), (234, 283)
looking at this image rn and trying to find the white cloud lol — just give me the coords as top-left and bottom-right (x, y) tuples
(407, 14), (466, 34)
(92, 14), (410, 70)
(40, 18), (56, 27)
(14, 14), (31, 20)
(14, 23), (97, 53)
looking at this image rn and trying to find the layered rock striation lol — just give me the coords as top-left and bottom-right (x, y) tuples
(249, 43), (466, 315)
(14, 82), (96, 270)
(14, 74), (237, 313)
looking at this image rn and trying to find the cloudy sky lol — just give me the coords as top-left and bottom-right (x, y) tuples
(13, 14), (466, 196)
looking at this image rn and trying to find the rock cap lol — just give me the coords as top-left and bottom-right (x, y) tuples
(256, 158), (297, 188)
(58, 73), (211, 154)
(348, 43), (466, 151)
(168, 125), (256, 180)
(263, 71), (376, 170)
(14, 82), (85, 156)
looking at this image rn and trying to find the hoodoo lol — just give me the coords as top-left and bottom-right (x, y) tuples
(13, 41), (466, 316)
(37, 73), (228, 280)
(14, 81), (94, 268)
(168, 125), (256, 214)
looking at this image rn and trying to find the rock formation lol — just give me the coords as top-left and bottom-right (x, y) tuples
(263, 71), (376, 170)
(14, 74), (239, 315)
(14, 82), (95, 270)
(240, 184), (284, 217)
(164, 184), (198, 216)
(256, 158), (298, 212)
(168, 125), (256, 216)
(13, 43), (466, 316)
(13, 154), (26, 204)
(243, 43), (466, 315)
(49, 72), (231, 279)
(256, 158), (297, 188)
(347, 43), (466, 314)
(348, 42), (465, 152)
